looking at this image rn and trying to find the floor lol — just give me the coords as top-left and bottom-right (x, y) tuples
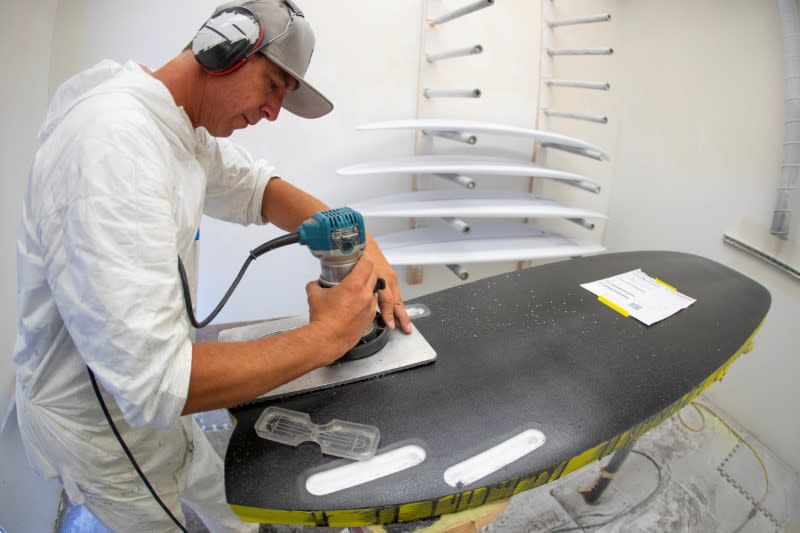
(57, 396), (800, 533)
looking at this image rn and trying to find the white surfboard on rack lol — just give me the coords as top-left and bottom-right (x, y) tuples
(350, 189), (606, 221)
(374, 222), (605, 266)
(337, 155), (601, 193)
(357, 119), (608, 160)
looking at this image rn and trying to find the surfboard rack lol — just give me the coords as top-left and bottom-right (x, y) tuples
(567, 218), (596, 230)
(337, 155), (602, 193)
(428, 0), (494, 27)
(445, 263), (469, 280)
(546, 13), (611, 28)
(348, 189), (606, 222)
(343, 0), (614, 283)
(543, 109), (609, 124)
(423, 88), (481, 99)
(540, 4), (615, 130)
(546, 47), (614, 56)
(425, 44), (483, 63)
(422, 129), (477, 145)
(373, 222), (605, 266)
(339, 123), (608, 279)
(540, 142), (606, 161)
(357, 119), (608, 160)
(435, 173), (475, 189)
(545, 79), (610, 91)
(440, 217), (470, 234)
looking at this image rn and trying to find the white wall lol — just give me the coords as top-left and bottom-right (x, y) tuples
(0, 0), (60, 433)
(614, 0), (799, 473)
(546, 0), (800, 472)
(0, 2), (67, 531)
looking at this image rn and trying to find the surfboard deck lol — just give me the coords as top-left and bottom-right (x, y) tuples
(225, 251), (770, 527)
(357, 119), (608, 160)
(337, 155), (601, 193)
(374, 222), (604, 265)
(350, 189), (606, 220)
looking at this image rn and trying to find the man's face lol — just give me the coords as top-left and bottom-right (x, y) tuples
(202, 54), (298, 137)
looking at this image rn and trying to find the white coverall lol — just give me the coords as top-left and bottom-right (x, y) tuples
(13, 60), (268, 532)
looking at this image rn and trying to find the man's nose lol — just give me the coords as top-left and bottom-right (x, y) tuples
(261, 92), (285, 122)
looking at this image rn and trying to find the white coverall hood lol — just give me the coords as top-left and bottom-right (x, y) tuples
(38, 59), (192, 151)
(14, 60), (268, 532)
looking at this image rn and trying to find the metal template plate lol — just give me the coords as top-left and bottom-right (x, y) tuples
(219, 317), (437, 402)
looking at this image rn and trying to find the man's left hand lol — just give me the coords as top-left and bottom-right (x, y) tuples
(364, 235), (412, 334)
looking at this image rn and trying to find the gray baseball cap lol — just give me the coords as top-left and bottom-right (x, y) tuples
(212, 0), (333, 118)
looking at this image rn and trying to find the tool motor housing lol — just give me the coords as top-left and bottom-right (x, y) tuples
(297, 207), (388, 361)
(298, 208), (366, 287)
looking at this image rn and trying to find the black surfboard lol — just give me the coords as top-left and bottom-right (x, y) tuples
(224, 251), (770, 527)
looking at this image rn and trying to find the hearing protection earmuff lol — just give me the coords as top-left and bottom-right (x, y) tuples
(192, 6), (264, 75)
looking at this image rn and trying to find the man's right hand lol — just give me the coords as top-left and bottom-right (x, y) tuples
(305, 255), (379, 365)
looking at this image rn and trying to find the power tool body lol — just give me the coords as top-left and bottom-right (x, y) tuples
(297, 208), (389, 360)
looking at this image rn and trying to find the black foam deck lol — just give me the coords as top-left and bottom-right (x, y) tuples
(225, 251), (770, 526)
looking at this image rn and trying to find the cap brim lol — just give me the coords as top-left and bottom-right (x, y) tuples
(262, 49), (333, 119)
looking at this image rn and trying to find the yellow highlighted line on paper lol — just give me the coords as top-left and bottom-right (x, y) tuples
(654, 278), (677, 291)
(597, 296), (629, 317)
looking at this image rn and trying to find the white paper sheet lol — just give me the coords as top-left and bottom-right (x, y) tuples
(580, 269), (696, 326)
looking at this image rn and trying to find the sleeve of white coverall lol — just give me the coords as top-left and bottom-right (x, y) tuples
(44, 118), (192, 430)
(198, 131), (273, 225)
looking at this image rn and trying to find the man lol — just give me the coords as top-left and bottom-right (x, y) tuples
(12, 0), (411, 531)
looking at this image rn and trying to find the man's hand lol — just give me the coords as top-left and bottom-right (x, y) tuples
(363, 235), (412, 334)
(305, 256), (380, 363)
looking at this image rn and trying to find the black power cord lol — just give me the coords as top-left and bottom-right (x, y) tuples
(88, 231), (300, 530)
(178, 232), (300, 328)
(88, 367), (189, 532)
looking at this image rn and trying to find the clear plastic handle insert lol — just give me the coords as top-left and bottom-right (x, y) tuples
(255, 406), (380, 461)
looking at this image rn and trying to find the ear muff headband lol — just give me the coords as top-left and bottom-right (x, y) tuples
(192, 7), (264, 75)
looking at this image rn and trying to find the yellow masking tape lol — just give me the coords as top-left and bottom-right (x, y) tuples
(597, 296), (629, 317)
(654, 278), (677, 291)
